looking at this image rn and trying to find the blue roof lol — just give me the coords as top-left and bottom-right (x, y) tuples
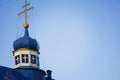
(0, 66), (47, 80)
(13, 28), (39, 51)
(15, 68), (46, 80)
(0, 66), (29, 80)
(0, 66), (54, 80)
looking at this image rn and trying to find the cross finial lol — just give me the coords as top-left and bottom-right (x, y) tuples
(18, 0), (33, 28)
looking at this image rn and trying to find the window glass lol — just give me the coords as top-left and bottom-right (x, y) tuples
(31, 55), (36, 64)
(22, 54), (29, 63)
(15, 55), (20, 65)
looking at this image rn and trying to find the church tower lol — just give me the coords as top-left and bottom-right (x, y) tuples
(13, 0), (39, 69)
(11, 0), (54, 80)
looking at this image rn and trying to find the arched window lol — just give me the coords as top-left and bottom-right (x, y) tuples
(31, 55), (36, 64)
(15, 55), (20, 65)
(22, 54), (29, 63)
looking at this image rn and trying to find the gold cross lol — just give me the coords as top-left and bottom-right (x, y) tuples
(18, 0), (33, 28)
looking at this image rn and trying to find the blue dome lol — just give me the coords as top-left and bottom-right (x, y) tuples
(13, 28), (39, 51)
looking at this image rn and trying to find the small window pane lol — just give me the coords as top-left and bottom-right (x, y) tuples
(22, 54), (29, 63)
(15, 55), (20, 65)
(31, 55), (36, 64)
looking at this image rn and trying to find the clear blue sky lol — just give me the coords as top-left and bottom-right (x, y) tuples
(0, 0), (120, 80)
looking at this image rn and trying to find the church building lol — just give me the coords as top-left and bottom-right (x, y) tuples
(0, 0), (54, 80)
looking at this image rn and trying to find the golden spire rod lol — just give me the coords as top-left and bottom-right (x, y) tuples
(18, 0), (33, 28)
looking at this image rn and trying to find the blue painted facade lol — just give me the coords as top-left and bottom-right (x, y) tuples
(15, 68), (46, 80)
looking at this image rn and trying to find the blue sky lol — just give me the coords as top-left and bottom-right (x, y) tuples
(0, 0), (120, 80)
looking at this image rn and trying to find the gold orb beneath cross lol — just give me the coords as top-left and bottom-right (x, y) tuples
(23, 23), (29, 28)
